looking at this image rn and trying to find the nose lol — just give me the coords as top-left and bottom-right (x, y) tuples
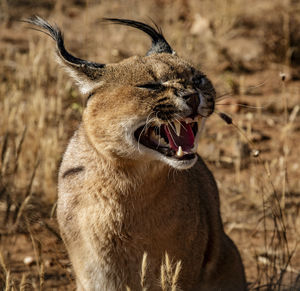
(183, 93), (200, 118)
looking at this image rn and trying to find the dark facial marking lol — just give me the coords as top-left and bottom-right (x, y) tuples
(153, 104), (174, 110)
(157, 97), (169, 103)
(136, 83), (165, 91)
(156, 110), (177, 121)
(62, 166), (85, 179)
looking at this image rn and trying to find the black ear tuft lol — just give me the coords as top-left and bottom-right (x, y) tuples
(23, 16), (105, 74)
(103, 18), (174, 56)
(23, 16), (107, 93)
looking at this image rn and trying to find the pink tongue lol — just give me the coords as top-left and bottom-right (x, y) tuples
(164, 121), (195, 152)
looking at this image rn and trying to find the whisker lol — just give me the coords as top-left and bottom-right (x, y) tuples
(137, 120), (154, 153)
(137, 113), (155, 153)
(167, 121), (178, 147)
(167, 120), (176, 133)
(158, 123), (162, 148)
(137, 125), (147, 153)
(145, 113), (155, 130)
(216, 103), (265, 109)
(145, 117), (156, 132)
(173, 113), (183, 120)
(151, 113), (161, 149)
(173, 117), (187, 132)
(216, 79), (267, 101)
(247, 80), (267, 90)
(216, 92), (232, 100)
(172, 167), (177, 183)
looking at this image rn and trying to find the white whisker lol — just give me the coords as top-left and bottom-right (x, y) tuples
(158, 123), (162, 148)
(167, 121), (178, 148)
(173, 117), (187, 132)
(137, 124), (146, 153)
(167, 120), (176, 133)
(173, 113), (183, 120)
(137, 112), (155, 153)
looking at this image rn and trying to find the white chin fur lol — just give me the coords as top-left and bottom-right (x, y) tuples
(163, 154), (198, 170)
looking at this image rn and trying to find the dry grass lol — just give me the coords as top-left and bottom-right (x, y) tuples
(0, 0), (300, 290)
(125, 253), (182, 291)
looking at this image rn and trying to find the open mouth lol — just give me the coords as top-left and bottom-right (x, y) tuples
(134, 118), (200, 160)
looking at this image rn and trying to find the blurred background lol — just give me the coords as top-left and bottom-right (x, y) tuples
(0, 0), (300, 290)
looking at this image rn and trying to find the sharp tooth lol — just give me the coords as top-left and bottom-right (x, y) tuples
(176, 146), (184, 157)
(174, 121), (181, 136)
(159, 137), (168, 146)
(150, 130), (168, 146)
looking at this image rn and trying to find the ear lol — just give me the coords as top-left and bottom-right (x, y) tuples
(25, 16), (106, 94)
(103, 18), (175, 56)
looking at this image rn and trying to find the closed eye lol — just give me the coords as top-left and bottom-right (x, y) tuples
(136, 83), (165, 90)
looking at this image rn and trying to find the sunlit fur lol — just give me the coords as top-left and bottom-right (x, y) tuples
(27, 17), (246, 291)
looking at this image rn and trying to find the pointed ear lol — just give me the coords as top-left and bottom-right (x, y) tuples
(103, 18), (174, 56)
(24, 16), (106, 94)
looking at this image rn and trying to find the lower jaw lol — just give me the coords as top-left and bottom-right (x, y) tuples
(173, 152), (196, 160)
(161, 150), (196, 161)
(163, 153), (198, 170)
(153, 146), (196, 159)
(142, 145), (198, 167)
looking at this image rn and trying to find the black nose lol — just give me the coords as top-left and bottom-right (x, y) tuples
(183, 93), (199, 118)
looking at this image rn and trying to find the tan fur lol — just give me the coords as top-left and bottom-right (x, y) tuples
(28, 17), (247, 291)
(58, 53), (246, 291)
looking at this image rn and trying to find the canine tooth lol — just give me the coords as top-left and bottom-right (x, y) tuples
(174, 121), (181, 136)
(176, 146), (184, 157)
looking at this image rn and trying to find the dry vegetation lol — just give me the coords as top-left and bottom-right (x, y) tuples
(0, 0), (300, 290)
